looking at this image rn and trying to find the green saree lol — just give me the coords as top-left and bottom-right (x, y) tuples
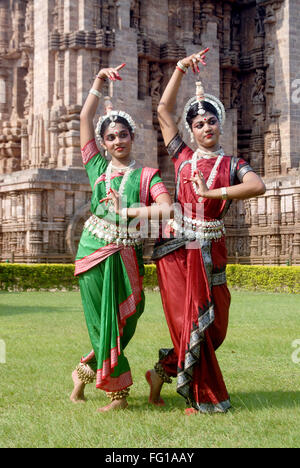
(75, 138), (168, 391)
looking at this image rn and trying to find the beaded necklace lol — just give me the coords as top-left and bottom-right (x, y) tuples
(104, 161), (135, 211)
(110, 160), (136, 173)
(191, 148), (224, 202)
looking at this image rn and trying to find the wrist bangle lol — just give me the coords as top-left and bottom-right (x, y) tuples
(176, 61), (188, 73)
(221, 187), (228, 200)
(176, 66), (186, 75)
(89, 88), (102, 99)
(97, 75), (106, 81)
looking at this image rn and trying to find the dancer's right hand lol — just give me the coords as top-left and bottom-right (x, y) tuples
(180, 48), (209, 73)
(99, 189), (122, 215)
(97, 63), (126, 81)
(183, 170), (209, 198)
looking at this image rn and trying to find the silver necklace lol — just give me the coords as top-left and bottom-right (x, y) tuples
(111, 160), (136, 172)
(191, 148), (224, 202)
(105, 161), (135, 200)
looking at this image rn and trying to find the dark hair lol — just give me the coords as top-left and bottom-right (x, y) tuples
(186, 101), (219, 129)
(100, 116), (134, 139)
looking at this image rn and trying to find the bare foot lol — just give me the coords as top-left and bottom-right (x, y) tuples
(97, 398), (128, 413)
(145, 369), (165, 406)
(70, 370), (86, 403)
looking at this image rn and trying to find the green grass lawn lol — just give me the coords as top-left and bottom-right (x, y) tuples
(0, 290), (299, 448)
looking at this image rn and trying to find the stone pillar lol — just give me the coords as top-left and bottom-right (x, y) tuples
(53, 190), (65, 223)
(223, 2), (232, 52)
(64, 49), (78, 107)
(10, 191), (17, 223)
(270, 193), (281, 226)
(289, 0), (300, 169)
(28, 190), (42, 222)
(223, 69), (232, 110)
(269, 234), (281, 264)
(0, 75), (7, 118)
(78, 0), (94, 31)
(53, 51), (65, 104)
(181, 0), (194, 44)
(293, 233), (300, 258)
(4, 193), (11, 223)
(64, 0), (79, 32)
(21, 123), (29, 169)
(33, 0), (52, 114)
(0, 1), (9, 49)
(28, 231), (43, 258)
(258, 197), (267, 226)
(293, 193), (300, 224)
(250, 198), (259, 226)
(31, 115), (44, 167)
(272, 0), (290, 172)
(77, 49), (92, 105)
(250, 236), (258, 258)
(17, 193), (25, 223)
(48, 109), (59, 167)
(138, 58), (148, 101)
(64, 106), (81, 167)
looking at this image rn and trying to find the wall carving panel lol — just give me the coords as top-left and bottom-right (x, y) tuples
(0, 0), (299, 265)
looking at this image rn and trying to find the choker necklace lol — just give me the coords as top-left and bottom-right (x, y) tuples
(194, 147), (224, 159)
(111, 160), (136, 172)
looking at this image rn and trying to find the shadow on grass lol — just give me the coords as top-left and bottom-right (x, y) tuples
(148, 392), (300, 414)
(230, 391), (300, 412)
(0, 291), (81, 317)
(0, 304), (77, 317)
(83, 393), (185, 412)
(68, 392), (300, 415)
(82, 389), (300, 413)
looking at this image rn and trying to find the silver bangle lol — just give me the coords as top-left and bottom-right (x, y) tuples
(177, 60), (188, 73)
(221, 187), (228, 200)
(120, 207), (128, 219)
(89, 88), (102, 99)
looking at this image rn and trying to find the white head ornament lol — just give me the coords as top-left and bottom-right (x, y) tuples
(183, 81), (226, 141)
(96, 97), (137, 144)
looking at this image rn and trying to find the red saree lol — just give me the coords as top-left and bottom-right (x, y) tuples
(153, 136), (253, 412)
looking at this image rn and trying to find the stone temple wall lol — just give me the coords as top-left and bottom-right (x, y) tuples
(0, 0), (299, 264)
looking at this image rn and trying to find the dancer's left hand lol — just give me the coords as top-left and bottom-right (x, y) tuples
(184, 171), (209, 197)
(99, 189), (122, 214)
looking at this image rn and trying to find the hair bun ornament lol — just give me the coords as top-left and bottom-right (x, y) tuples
(196, 80), (206, 116)
(104, 96), (117, 128)
(104, 96), (114, 114)
(95, 96), (137, 143)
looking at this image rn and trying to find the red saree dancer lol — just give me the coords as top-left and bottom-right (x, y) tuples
(150, 48), (266, 414)
(153, 145), (252, 413)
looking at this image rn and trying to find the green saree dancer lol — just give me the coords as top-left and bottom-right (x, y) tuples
(70, 63), (171, 412)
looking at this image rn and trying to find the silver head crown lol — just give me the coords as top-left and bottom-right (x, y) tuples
(95, 97), (137, 143)
(183, 83), (226, 141)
